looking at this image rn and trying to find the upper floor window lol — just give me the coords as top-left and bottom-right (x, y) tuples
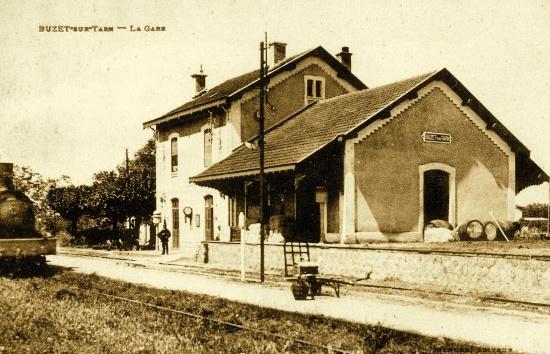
(170, 137), (178, 173)
(204, 129), (212, 167)
(305, 75), (325, 104)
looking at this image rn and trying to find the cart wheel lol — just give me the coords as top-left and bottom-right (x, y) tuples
(291, 278), (309, 300)
(33, 256), (47, 274)
(311, 279), (322, 296)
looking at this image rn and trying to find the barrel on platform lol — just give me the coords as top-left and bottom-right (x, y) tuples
(458, 220), (484, 241)
(483, 220), (519, 241)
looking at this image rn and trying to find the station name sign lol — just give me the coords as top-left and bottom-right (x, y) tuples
(422, 131), (452, 144)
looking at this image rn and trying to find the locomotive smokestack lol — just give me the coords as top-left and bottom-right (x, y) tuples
(0, 163), (14, 191)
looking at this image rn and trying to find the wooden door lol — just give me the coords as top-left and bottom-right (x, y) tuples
(205, 195), (214, 241)
(171, 198), (180, 249)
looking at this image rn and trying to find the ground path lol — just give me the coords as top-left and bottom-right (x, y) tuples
(48, 254), (550, 354)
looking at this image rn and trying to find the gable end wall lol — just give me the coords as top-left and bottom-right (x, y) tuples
(352, 82), (513, 235)
(240, 61), (352, 141)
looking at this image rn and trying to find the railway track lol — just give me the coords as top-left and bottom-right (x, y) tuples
(355, 283), (550, 310)
(62, 284), (355, 354)
(54, 251), (550, 313)
(346, 245), (550, 262)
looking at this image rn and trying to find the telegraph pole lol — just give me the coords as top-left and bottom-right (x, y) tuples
(125, 148), (130, 175)
(259, 35), (267, 283)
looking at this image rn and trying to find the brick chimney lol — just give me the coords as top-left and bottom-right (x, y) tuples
(271, 42), (287, 66)
(191, 65), (207, 94)
(336, 46), (352, 71)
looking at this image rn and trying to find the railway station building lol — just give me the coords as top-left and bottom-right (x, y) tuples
(143, 44), (366, 255)
(191, 68), (548, 244)
(143, 44), (548, 255)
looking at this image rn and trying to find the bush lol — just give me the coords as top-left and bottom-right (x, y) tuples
(118, 229), (139, 250)
(74, 228), (112, 246)
(72, 228), (139, 250)
(38, 213), (67, 236)
(77, 215), (110, 231)
(56, 231), (74, 247)
(519, 219), (549, 240)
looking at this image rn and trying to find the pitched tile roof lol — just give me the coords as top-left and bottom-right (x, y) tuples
(191, 68), (548, 192)
(190, 71), (436, 182)
(162, 69), (261, 118)
(143, 46), (367, 128)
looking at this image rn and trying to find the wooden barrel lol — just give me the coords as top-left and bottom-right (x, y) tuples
(483, 221), (498, 241)
(459, 220), (484, 241)
(484, 220), (519, 241)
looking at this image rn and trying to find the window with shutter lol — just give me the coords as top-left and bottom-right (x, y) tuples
(170, 137), (178, 173)
(204, 129), (212, 167)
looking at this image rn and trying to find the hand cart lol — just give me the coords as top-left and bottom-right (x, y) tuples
(284, 241), (367, 300)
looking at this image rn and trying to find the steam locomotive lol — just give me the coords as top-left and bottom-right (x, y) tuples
(0, 162), (56, 271)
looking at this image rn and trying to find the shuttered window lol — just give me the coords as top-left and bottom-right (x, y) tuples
(170, 138), (178, 173)
(204, 129), (212, 167)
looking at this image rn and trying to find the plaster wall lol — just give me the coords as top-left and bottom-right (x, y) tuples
(155, 112), (232, 250)
(240, 60), (351, 141)
(353, 86), (510, 236)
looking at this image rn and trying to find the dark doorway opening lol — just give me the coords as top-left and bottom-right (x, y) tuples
(295, 178), (320, 242)
(423, 170), (450, 225)
(204, 195), (214, 241)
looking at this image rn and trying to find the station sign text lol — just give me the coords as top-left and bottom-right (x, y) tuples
(422, 132), (452, 144)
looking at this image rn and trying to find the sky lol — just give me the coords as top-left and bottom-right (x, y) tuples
(0, 0), (549, 204)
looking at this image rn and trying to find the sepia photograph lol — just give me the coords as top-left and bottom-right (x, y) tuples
(1, 1), (549, 353)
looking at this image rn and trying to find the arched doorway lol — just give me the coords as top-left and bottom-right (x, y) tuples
(204, 195), (214, 241)
(419, 163), (456, 231)
(171, 198), (180, 249)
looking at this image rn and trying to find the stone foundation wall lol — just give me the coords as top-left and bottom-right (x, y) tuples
(203, 241), (550, 301)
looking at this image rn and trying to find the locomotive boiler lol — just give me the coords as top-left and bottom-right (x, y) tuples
(0, 162), (55, 270)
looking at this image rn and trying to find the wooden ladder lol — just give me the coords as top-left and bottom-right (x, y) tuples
(283, 241), (310, 277)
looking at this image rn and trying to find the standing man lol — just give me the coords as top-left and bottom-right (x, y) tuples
(158, 222), (171, 255)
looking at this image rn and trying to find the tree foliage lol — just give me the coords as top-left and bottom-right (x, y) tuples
(11, 165), (70, 234)
(85, 170), (127, 231)
(13, 165), (59, 216)
(39, 138), (156, 242)
(84, 138), (156, 233)
(116, 138), (156, 224)
(520, 203), (549, 218)
(46, 185), (86, 234)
